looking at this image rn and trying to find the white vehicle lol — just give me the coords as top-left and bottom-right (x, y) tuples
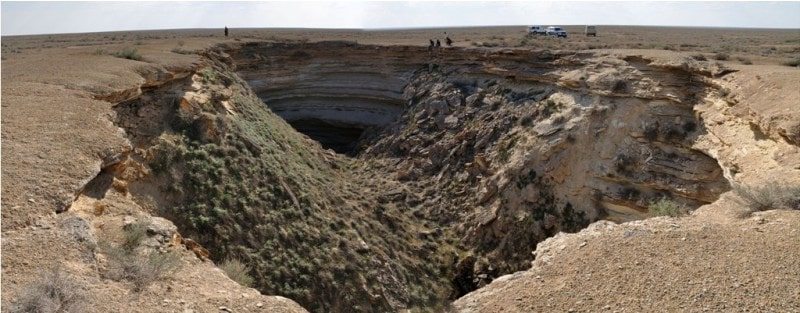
(546, 26), (568, 38)
(527, 26), (546, 35)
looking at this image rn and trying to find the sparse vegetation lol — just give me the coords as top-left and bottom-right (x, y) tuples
(101, 221), (181, 292)
(613, 154), (636, 175)
(691, 53), (707, 61)
(14, 266), (85, 313)
(171, 47), (196, 55)
(643, 123), (659, 141)
(112, 47), (142, 61)
(713, 52), (730, 60)
(782, 57), (800, 67)
(736, 56), (753, 65)
(541, 99), (564, 117)
(661, 123), (687, 141)
(219, 258), (255, 287)
(648, 197), (688, 217)
(734, 183), (800, 213)
(199, 67), (218, 82)
(612, 79), (628, 93)
(122, 220), (148, 251)
(496, 133), (519, 163)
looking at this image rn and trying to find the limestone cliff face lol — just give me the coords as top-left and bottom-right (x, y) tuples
(356, 49), (732, 290)
(233, 42), (411, 127)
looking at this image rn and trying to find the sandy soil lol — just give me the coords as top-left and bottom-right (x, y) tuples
(453, 195), (800, 312)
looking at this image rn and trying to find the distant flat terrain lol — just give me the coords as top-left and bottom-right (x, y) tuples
(3, 25), (799, 65)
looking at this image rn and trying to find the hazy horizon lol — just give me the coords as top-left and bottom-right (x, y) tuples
(3, 1), (800, 36)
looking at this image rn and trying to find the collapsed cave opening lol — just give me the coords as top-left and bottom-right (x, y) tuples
(231, 42), (414, 156)
(287, 118), (366, 155)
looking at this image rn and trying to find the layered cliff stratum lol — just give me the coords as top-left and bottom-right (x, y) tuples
(2, 39), (798, 312)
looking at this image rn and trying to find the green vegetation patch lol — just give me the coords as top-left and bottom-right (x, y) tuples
(113, 47), (143, 61)
(648, 197), (688, 217)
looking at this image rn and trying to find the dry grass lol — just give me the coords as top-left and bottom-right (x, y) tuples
(713, 52), (730, 60)
(101, 221), (181, 292)
(121, 220), (148, 252)
(170, 47), (196, 55)
(219, 258), (255, 287)
(734, 183), (800, 213)
(14, 266), (85, 313)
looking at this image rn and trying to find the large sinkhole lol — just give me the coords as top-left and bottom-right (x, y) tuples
(108, 42), (733, 311)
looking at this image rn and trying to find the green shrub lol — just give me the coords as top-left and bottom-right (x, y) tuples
(648, 198), (688, 217)
(200, 68), (218, 83)
(783, 57), (800, 67)
(713, 52), (730, 60)
(14, 267), (85, 313)
(113, 47), (142, 61)
(219, 258), (255, 287)
(734, 184), (800, 212)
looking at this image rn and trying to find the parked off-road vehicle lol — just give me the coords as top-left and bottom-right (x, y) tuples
(527, 26), (546, 35)
(546, 26), (567, 38)
(585, 25), (597, 37)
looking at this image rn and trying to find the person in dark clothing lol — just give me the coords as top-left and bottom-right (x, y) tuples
(445, 36), (453, 46)
(435, 39), (441, 47)
(429, 39), (434, 51)
(224, 26), (229, 37)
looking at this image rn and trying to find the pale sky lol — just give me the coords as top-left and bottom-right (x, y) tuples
(2, 1), (799, 36)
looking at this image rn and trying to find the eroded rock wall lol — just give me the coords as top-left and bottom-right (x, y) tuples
(356, 48), (731, 292)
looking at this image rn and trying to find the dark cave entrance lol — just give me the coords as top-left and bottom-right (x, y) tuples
(287, 118), (367, 156)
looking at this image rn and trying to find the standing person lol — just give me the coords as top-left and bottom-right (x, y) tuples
(446, 36), (453, 46)
(429, 39), (434, 51)
(224, 26), (229, 37)
(435, 39), (441, 48)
